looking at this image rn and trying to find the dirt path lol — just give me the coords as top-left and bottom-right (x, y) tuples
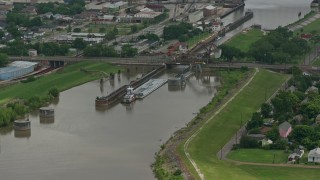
(227, 159), (320, 169)
(183, 68), (259, 180)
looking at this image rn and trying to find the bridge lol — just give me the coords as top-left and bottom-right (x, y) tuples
(9, 55), (320, 71)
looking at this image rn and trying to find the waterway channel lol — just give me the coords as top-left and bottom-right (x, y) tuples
(218, 0), (313, 45)
(0, 66), (219, 180)
(0, 0), (315, 179)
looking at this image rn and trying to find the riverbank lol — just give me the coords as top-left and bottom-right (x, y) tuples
(0, 61), (120, 105)
(152, 68), (251, 179)
(180, 69), (290, 179)
(0, 61), (120, 127)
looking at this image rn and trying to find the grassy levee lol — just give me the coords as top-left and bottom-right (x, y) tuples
(0, 61), (120, 105)
(225, 29), (263, 52)
(177, 69), (302, 179)
(297, 18), (320, 33)
(227, 149), (289, 164)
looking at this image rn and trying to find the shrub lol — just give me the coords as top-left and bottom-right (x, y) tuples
(240, 136), (259, 148)
(21, 76), (36, 83)
(48, 87), (59, 98)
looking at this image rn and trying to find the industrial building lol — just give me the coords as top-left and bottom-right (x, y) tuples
(203, 5), (217, 17)
(0, 61), (38, 80)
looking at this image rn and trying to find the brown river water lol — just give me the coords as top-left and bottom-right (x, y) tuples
(0, 0), (314, 179)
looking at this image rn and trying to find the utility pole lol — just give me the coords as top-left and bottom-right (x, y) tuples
(220, 144), (223, 160)
(273, 154), (276, 164)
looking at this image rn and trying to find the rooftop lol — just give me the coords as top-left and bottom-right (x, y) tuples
(0, 61), (37, 74)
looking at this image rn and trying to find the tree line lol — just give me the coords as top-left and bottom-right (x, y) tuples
(220, 27), (310, 64)
(243, 67), (320, 151)
(0, 88), (59, 127)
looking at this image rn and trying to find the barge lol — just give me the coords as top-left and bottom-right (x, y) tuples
(95, 65), (165, 106)
(134, 79), (167, 99)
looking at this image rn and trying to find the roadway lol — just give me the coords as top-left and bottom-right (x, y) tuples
(9, 55), (320, 71)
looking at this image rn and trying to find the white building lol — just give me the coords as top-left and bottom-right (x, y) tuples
(0, 61), (38, 80)
(308, 147), (320, 163)
(143, 25), (164, 36)
(188, 10), (203, 23)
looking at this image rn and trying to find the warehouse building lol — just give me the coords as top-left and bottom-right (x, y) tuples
(0, 61), (38, 80)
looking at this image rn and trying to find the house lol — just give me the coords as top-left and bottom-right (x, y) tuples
(308, 147), (320, 163)
(179, 42), (188, 54)
(305, 86), (318, 94)
(211, 21), (221, 32)
(247, 134), (266, 141)
(286, 85), (296, 93)
(292, 114), (304, 124)
(260, 139), (273, 147)
(20, 6), (37, 15)
(142, 25), (164, 36)
(92, 15), (114, 24)
(145, 4), (165, 12)
(263, 118), (275, 127)
(42, 12), (53, 19)
(278, 121), (292, 138)
(288, 149), (304, 163)
(316, 114), (320, 124)
(28, 49), (37, 57)
(38, 24), (53, 32)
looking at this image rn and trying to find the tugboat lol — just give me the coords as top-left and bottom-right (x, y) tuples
(122, 86), (136, 103)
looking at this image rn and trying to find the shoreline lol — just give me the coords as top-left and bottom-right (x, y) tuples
(152, 69), (254, 179)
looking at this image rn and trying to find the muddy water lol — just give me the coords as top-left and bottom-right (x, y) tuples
(0, 66), (219, 180)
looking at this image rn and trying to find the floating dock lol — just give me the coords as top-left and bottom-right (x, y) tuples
(134, 79), (167, 99)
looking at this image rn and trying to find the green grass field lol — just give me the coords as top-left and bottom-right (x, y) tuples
(187, 32), (211, 49)
(228, 149), (289, 164)
(0, 62), (120, 105)
(175, 69), (320, 179)
(225, 29), (264, 52)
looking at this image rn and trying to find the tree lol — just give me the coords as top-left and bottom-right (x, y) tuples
(72, 38), (87, 50)
(261, 103), (272, 118)
(266, 128), (280, 142)
(290, 125), (314, 143)
(121, 45), (138, 57)
(67, 24), (72, 33)
(240, 136), (259, 148)
(49, 88), (59, 98)
(73, 28), (81, 32)
(0, 30), (4, 39)
(6, 24), (22, 38)
(30, 17), (42, 27)
(0, 53), (8, 67)
(145, 33), (160, 41)
(246, 112), (263, 130)
(99, 27), (106, 33)
(130, 25), (138, 33)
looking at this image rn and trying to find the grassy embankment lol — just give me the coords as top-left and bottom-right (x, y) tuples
(186, 32), (211, 49)
(177, 69), (320, 179)
(225, 28), (264, 52)
(0, 61), (120, 105)
(288, 11), (316, 29)
(227, 149), (289, 164)
(152, 69), (250, 179)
